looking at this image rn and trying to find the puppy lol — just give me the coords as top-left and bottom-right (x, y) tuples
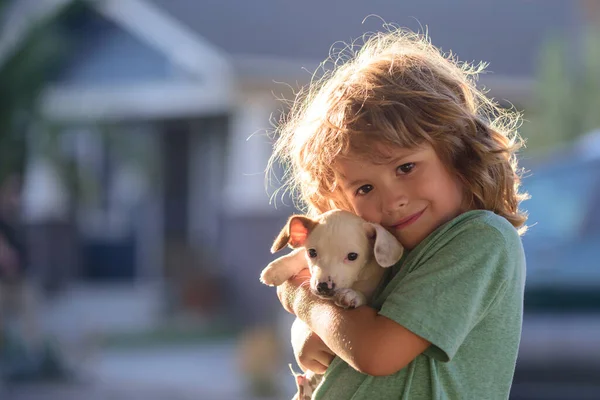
(260, 210), (404, 400)
(260, 209), (404, 308)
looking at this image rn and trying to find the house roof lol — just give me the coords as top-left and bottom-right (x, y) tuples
(148, 0), (577, 78)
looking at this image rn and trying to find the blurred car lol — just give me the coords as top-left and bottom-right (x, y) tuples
(511, 133), (600, 400)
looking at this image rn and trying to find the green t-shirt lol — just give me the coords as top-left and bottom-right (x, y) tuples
(314, 210), (526, 400)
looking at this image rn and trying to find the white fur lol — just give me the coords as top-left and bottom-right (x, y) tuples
(261, 210), (404, 400)
(260, 209), (404, 308)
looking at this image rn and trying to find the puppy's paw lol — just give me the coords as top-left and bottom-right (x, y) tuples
(334, 288), (366, 309)
(259, 265), (288, 286)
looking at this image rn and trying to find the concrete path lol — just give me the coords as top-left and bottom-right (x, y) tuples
(4, 339), (296, 400)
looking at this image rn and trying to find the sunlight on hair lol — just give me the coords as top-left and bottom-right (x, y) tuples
(267, 24), (528, 232)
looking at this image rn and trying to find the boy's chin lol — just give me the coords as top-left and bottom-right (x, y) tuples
(395, 232), (423, 251)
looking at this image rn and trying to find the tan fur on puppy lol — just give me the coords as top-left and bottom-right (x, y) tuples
(260, 210), (404, 399)
(260, 209), (403, 308)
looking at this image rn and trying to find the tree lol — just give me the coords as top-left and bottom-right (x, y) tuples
(0, 0), (83, 184)
(523, 27), (600, 155)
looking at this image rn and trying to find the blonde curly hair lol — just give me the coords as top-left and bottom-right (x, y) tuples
(269, 28), (528, 232)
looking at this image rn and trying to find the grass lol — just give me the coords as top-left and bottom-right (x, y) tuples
(100, 317), (241, 349)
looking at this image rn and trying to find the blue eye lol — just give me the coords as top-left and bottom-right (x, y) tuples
(356, 184), (373, 196)
(396, 163), (415, 174)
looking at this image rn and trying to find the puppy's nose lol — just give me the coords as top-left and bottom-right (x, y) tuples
(317, 281), (335, 296)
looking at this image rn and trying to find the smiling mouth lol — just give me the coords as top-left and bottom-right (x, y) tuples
(393, 209), (425, 230)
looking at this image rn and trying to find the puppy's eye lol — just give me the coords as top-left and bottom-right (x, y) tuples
(347, 252), (358, 261)
(308, 249), (317, 258)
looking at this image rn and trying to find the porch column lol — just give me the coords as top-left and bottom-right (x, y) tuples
(224, 94), (277, 214)
(220, 93), (290, 325)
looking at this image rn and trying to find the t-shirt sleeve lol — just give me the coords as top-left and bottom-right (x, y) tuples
(378, 223), (512, 362)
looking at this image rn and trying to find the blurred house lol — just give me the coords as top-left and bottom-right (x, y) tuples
(9, 0), (589, 336)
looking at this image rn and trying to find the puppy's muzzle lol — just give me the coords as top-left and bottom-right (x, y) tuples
(316, 281), (335, 297)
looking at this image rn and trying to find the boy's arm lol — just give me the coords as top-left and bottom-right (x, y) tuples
(291, 317), (335, 373)
(278, 270), (430, 376)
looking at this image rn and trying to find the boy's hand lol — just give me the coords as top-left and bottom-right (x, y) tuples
(292, 318), (335, 374)
(277, 268), (311, 314)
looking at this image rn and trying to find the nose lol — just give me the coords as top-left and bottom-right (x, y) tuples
(317, 281), (335, 296)
(381, 187), (408, 214)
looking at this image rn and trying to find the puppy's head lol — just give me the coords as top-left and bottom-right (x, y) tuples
(271, 210), (403, 298)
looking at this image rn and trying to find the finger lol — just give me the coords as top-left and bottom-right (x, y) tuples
(299, 358), (328, 374)
(298, 350), (334, 373)
(294, 268), (312, 280)
(318, 350), (335, 366)
(309, 350), (334, 370)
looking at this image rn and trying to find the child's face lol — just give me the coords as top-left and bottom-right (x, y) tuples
(335, 143), (466, 250)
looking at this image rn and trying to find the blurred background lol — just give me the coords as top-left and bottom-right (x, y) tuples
(0, 0), (599, 399)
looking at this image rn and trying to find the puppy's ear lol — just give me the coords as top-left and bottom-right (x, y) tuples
(364, 223), (404, 267)
(271, 215), (318, 253)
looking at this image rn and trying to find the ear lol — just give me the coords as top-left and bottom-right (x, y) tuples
(270, 215), (318, 253)
(364, 223), (404, 267)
